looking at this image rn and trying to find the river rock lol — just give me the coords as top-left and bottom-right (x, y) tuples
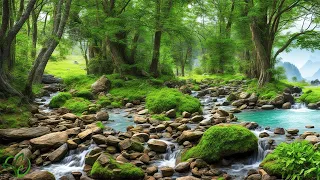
(23, 170), (55, 180)
(231, 99), (247, 107)
(177, 130), (203, 144)
(119, 139), (144, 152)
(282, 102), (291, 109)
(134, 116), (147, 124)
(14, 148), (32, 168)
(67, 139), (78, 149)
(259, 132), (270, 138)
(286, 128), (299, 135)
(239, 92), (250, 99)
(182, 111), (191, 118)
(138, 109), (148, 115)
(175, 162), (190, 172)
(106, 135), (121, 145)
(283, 93), (294, 104)
(92, 134), (108, 144)
(165, 109), (176, 118)
(305, 125), (314, 129)
(160, 166), (174, 177)
(146, 166), (158, 175)
(0, 127), (50, 141)
(247, 174), (262, 180)
(91, 75), (111, 94)
(147, 139), (167, 153)
(62, 113), (77, 120)
(307, 103), (318, 109)
(248, 93), (258, 103)
(132, 133), (149, 142)
(176, 176), (200, 180)
(48, 143), (68, 162)
(305, 135), (320, 144)
(216, 109), (229, 117)
(30, 131), (68, 149)
(274, 128), (285, 135)
(81, 115), (97, 124)
(270, 95), (285, 107)
(95, 111), (109, 121)
(261, 105), (274, 110)
(191, 115), (204, 122)
(42, 74), (62, 84)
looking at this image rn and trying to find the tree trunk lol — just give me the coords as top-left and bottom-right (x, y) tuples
(31, 10), (37, 60)
(150, 30), (162, 77)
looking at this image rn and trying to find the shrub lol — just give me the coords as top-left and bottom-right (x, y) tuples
(91, 154), (144, 180)
(182, 124), (258, 163)
(261, 141), (320, 179)
(146, 88), (201, 114)
(49, 92), (72, 108)
(63, 97), (91, 114)
(75, 90), (94, 100)
(112, 79), (125, 88)
(299, 88), (320, 104)
(97, 96), (112, 107)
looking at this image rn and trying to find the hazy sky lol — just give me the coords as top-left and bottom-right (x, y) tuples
(279, 49), (320, 69)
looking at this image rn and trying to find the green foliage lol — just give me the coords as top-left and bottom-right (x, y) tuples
(151, 114), (170, 121)
(90, 154), (144, 180)
(63, 98), (91, 114)
(272, 66), (287, 81)
(74, 90), (94, 100)
(111, 101), (122, 108)
(182, 124), (258, 163)
(261, 141), (320, 179)
(96, 121), (105, 129)
(146, 88), (201, 114)
(246, 79), (289, 100)
(49, 92), (72, 108)
(64, 75), (97, 91)
(299, 87), (320, 104)
(96, 96), (112, 107)
(32, 84), (44, 96)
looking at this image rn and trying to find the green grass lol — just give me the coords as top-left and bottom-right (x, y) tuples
(49, 92), (72, 108)
(246, 79), (290, 100)
(91, 154), (145, 180)
(299, 86), (320, 103)
(146, 88), (201, 114)
(0, 97), (31, 129)
(180, 73), (245, 84)
(32, 83), (44, 95)
(151, 114), (170, 121)
(63, 97), (91, 114)
(74, 90), (94, 100)
(182, 124), (258, 163)
(96, 121), (105, 129)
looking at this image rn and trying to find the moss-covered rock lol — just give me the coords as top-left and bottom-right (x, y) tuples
(182, 124), (258, 163)
(63, 97), (91, 114)
(74, 90), (94, 100)
(146, 88), (201, 114)
(91, 153), (144, 180)
(49, 92), (72, 108)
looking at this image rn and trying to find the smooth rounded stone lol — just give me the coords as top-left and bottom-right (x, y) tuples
(146, 166), (158, 175)
(160, 166), (174, 177)
(177, 130), (203, 144)
(92, 134), (108, 145)
(282, 102), (291, 109)
(48, 143), (68, 162)
(72, 171), (82, 180)
(175, 162), (190, 172)
(145, 176), (156, 180)
(106, 135), (121, 145)
(216, 109), (229, 117)
(106, 146), (117, 154)
(307, 103), (318, 109)
(176, 176), (200, 180)
(165, 109), (176, 118)
(139, 153), (150, 164)
(177, 124), (189, 131)
(190, 159), (207, 169)
(125, 103), (134, 108)
(199, 119), (211, 126)
(239, 104), (248, 110)
(134, 116), (148, 124)
(247, 169), (259, 176)
(153, 172), (162, 179)
(116, 154), (130, 163)
(169, 123), (182, 129)
(95, 111), (109, 121)
(156, 124), (166, 131)
(138, 109), (148, 115)
(274, 127), (285, 135)
(305, 135), (320, 144)
(14, 148), (32, 167)
(182, 111), (191, 118)
(23, 170), (55, 180)
(30, 131), (68, 149)
(118, 139), (144, 152)
(306, 125), (315, 129)
(132, 133), (150, 142)
(259, 132), (270, 138)
(261, 105), (274, 110)
(62, 113), (77, 120)
(191, 115), (204, 122)
(231, 99), (247, 107)
(147, 139), (167, 153)
(246, 174), (262, 180)
(0, 127), (51, 141)
(286, 128), (299, 135)
(245, 122), (259, 130)
(91, 75), (111, 94)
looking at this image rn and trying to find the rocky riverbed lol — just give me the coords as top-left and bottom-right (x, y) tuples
(0, 76), (319, 180)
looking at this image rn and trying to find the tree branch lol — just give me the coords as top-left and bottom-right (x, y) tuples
(119, 0), (131, 14)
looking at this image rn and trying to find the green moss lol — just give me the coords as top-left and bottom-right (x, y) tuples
(111, 101), (122, 108)
(182, 124), (258, 163)
(299, 87), (320, 103)
(63, 97), (91, 114)
(91, 154), (144, 180)
(32, 84), (43, 95)
(96, 121), (105, 129)
(75, 90), (94, 100)
(64, 75), (97, 92)
(246, 79), (290, 100)
(261, 141), (320, 179)
(49, 92), (72, 108)
(151, 114), (170, 121)
(146, 88), (201, 114)
(97, 96), (112, 107)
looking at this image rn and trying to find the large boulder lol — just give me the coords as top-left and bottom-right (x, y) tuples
(22, 170), (55, 180)
(48, 143), (68, 162)
(30, 131), (68, 149)
(182, 124), (258, 163)
(0, 127), (50, 141)
(270, 95), (284, 107)
(91, 75), (111, 94)
(95, 111), (109, 121)
(231, 99), (248, 107)
(42, 74), (62, 84)
(91, 153), (144, 180)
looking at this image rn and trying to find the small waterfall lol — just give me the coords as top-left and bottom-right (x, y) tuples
(153, 140), (181, 168)
(43, 144), (95, 179)
(291, 103), (307, 110)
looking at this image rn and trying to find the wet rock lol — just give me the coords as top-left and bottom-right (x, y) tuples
(177, 124), (189, 131)
(138, 109), (148, 115)
(176, 176), (200, 180)
(42, 74), (62, 84)
(30, 131), (68, 149)
(305, 125), (314, 129)
(106, 135), (121, 145)
(239, 92), (250, 99)
(216, 109), (229, 117)
(134, 116), (147, 124)
(270, 95), (285, 107)
(165, 109), (176, 118)
(147, 139), (167, 153)
(139, 153), (150, 164)
(85, 148), (103, 166)
(231, 99), (247, 107)
(91, 75), (111, 94)
(81, 115), (97, 124)
(248, 93), (258, 103)
(132, 133), (149, 142)
(0, 127), (50, 141)
(92, 134), (108, 145)
(48, 143), (68, 162)
(190, 159), (207, 169)
(119, 139), (144, 152)
(96, 111), (109, 121)
(261, 105), (274, 110)
(156, 124), (166, 131)
(259, 132), (270, 138)
(106, 146), (117, 154)
(307, 103), (318, 109)
(191, 115), (204, 122)
(283, 93), (294, 104)
(177, 130), (203, 144)
(247, 174), (262, 180)
(146, 166), (158, 175)
(182, 111), (191, 118)
(227, 93), (237, 101)
(282, 102), (291, 109)
(14, 148), (32, 168)
(175, 162), (190, 172)
(67, 139), (78, 149)
(286, 129), (299, 135)
(62, 113), (77, 120)
(23, 170), (55, 180)
(305, 135), (320, 144)
(125, 103), (134, 108)
(160, 166), (174, 177)
(274, 128), (285, 135)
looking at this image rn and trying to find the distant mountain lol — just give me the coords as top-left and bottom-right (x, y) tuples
(300, 60), (320, 78)
(311, 69), (320, 80)
(277, 62), (303, 81)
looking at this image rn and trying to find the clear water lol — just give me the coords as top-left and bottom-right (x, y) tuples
(104, 109), (135, 132)
(237, 108), (320, 133)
